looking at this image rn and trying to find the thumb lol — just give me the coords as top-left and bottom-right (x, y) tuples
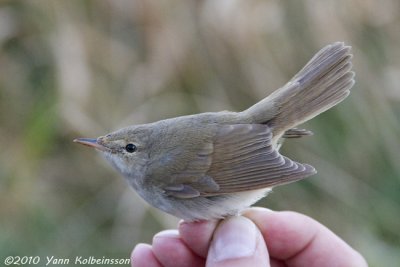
(206, 216), (270, 267)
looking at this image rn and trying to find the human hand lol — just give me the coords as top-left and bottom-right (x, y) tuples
(131, 208), (367, 267)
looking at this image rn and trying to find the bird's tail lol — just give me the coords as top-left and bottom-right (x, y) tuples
(242, 42), (354, 138)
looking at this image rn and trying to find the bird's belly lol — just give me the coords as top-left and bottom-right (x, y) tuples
(131, 183), (272, 221)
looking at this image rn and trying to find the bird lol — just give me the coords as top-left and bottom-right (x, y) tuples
(74, 42), (354, 221)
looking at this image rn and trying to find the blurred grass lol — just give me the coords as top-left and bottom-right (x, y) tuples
(0, 0), (399, 266)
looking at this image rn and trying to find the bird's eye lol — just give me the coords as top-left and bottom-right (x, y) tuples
(125, 143), (137, 153)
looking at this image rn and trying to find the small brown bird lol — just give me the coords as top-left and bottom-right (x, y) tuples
(75, 42), (354, 221)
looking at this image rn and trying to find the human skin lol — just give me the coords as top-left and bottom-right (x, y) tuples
(131, 208), (368, 267)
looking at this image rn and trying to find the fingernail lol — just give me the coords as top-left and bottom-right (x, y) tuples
(154, 229), (179, 238)
(251, 207), (274, 212)
(209, 216), (257, 262)
(243, 207), (274, 214)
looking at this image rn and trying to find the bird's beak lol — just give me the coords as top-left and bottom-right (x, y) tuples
(73, 138), (108, 152)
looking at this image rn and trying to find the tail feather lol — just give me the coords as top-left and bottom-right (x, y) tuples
(243, 42), (354, 138)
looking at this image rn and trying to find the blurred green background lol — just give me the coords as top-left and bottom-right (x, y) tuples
(1, 0), (399, 266)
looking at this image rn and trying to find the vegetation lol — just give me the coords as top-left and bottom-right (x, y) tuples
(1, 1), (399, 266)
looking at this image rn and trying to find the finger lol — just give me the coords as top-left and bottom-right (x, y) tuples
(152, 229), (205, 267)
(244, 208), (318, 259)
(244, 208), (367, 267)
(179, 219), (219, 257)
(270, 258), (287, 267)
(131, 243), (162, 267)
(206, 216), (270, 267)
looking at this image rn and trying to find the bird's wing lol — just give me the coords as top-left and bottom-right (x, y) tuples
(162, 124), (316, 198)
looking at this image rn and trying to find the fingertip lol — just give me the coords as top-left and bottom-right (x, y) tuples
(350, 250), (368, 267)
(131, 243), (162, 267)
(152, 229), (204, 267)
(131, 243), (150, 260)
(179, 219), (219, 257)
(153, 229), (180, 239)
(207, 216), (270, 267)
(243, 206), (275, 214)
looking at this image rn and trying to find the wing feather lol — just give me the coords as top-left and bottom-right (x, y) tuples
(162, 124), (316, 198)
(202, 124), (316, 195)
